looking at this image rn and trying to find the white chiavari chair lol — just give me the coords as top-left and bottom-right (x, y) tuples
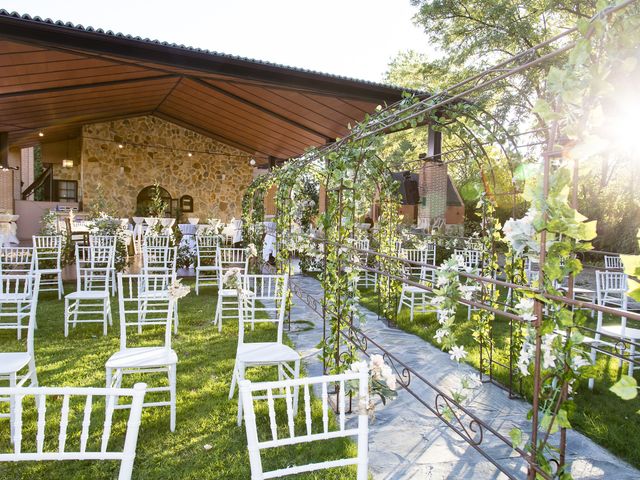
(89, 235), (118, 295)
(0, 272), (37, 339)
(230, 274), (301, 425)
(240, 370), (369, 479)
(397, 246), (436, 321)
(0, 383), (146, 480)
(195, 235), (220, 294)
(605, 255), (623, 270)
(0, 273), (40, 441)
(0, 247), (34, 276)
(143, 235), (172, 248)
(106, 273), (177, 431)
(64, 245), (113, 336)
(588, 270), (639, 389)
(32, 235), (64, 299)
(213, 247), (248, 332)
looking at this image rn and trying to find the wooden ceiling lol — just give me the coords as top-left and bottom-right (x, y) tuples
(0, 11), (420, 161)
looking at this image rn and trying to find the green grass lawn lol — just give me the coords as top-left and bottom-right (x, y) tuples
(358, 287), (640, 468)
(0, 281), (357, 479)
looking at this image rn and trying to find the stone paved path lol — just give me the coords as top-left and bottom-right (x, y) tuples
(286, 274), (640, 480)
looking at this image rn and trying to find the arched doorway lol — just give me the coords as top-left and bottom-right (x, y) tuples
(136, 185), (172, 216)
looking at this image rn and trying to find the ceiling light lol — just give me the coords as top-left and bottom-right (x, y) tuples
(188, 152), (193, 157)
(249, 158), (256, 166)
(38, 131), (44, 137)
(118, 144), (124, 149)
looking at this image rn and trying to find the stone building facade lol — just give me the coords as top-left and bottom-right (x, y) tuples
(81, 115), (253, 220)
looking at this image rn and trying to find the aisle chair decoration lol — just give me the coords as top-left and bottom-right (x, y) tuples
(106, 273), (178, 431)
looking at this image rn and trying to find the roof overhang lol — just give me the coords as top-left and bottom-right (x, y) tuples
(0, 10), (426, 161)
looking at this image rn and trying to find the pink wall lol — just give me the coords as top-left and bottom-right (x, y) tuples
(14, 200), (78, 240)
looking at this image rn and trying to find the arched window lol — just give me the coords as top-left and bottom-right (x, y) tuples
(136, 185), (172, 216)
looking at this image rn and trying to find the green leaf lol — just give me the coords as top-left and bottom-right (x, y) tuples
(509, 427), (524, 449)
(556, 409), (572, 429)
(610, 375), (638, 400)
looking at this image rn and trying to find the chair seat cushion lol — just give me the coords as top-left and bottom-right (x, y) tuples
(0, 352), (31, 374)
(237, 342), (300, 363)
(66, 290), (109, 300)
(106, 347), (177, 369)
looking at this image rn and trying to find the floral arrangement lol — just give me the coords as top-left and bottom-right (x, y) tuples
(348, 354), (398, 417)
(221, 267), (243, 290)
(168, 278), (191, 300)
(245, 243), (258, 258)
(88, 212), (129, 272)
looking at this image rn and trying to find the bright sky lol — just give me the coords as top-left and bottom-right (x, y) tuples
(2, 0), (434, 83)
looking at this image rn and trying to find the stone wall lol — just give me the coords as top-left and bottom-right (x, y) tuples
(81, 115), (253, 220)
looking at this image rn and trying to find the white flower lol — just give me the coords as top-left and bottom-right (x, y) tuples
(521, 313), (537, 322)
(571, 354), (591, 371)
(434, 328), (448, 344)
(449, 345), (467, 362)
(458, 285), (478, 301)
(349, 360), (368, 374)
(221, 267), (242, 288)
(370, 354), (385, 370)
(431, 296), (446, 306)
(515, 297), (534, 313)
(203, 444), (212, 450)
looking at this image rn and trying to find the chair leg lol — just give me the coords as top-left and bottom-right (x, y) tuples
(173, 302), (179, 334)
(214, 295), (221, 327)
(57, 272), (63, 300)
(292, 360), (300, 415)
(9, 372), (16, 444)
(169, 364), (177, 432)
(103, 299), (108, 336)
(64, 298), (70, 337)
(195, 271), (200, 295)
(409, 294), (415, 322)
(229, 360), (238, 400)
(236, 363), (246, 426)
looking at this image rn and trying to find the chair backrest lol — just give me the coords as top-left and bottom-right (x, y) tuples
(0, 383), (146, 480)
(353, 239), (369, 264)
(0, 272), (40, 356)
(454, 249), (481, 270)
(143, 235), (172, 248)
(89, 235), (117, 248)
(117, 273), (175, 351)
(401, 245), (436, 282)
(217, 247), (248, 274)
(75, 245), (113, 292)
(596, 270), (628, 302)
(240, 371), (369, 480)
(142, 246), (177, 278)
(195, 236), (220, 266)
(32, 235), (62, 270)
(239, 274), (288, 345)
(0, 247), (34, 275)
(605, 255), (623, 270)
